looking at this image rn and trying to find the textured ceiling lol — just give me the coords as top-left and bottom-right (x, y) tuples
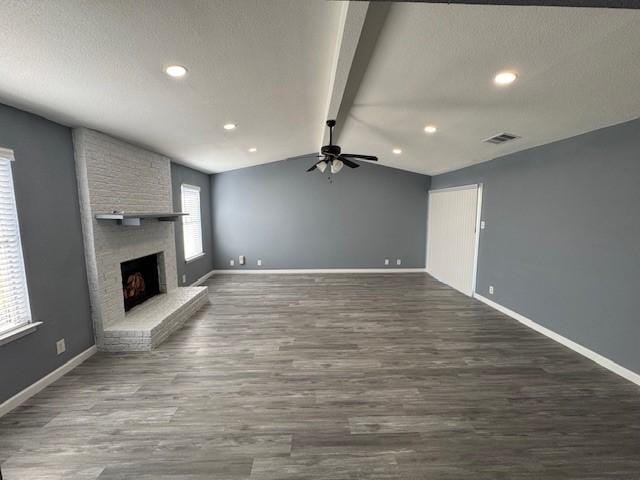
(0, 1), (639, 175)
(338, 3), (640, 174)
(0, 0), (342, 173)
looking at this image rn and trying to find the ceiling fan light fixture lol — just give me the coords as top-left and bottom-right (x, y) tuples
(305, 120), (377, 174)
(330, 159), (343, 174)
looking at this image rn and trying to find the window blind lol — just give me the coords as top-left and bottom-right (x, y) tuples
(181, 184), (203, 261)
(0, 148), (32, 335)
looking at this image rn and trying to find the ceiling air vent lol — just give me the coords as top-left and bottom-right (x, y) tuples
(483, 132), (520, 145)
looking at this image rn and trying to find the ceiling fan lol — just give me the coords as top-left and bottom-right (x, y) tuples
(304, 120), (378, 174)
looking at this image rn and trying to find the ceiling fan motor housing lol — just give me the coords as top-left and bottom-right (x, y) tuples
(321, 144), (341, 156)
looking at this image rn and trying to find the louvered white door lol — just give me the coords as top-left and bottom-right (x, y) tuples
(426, 185), (480, 296)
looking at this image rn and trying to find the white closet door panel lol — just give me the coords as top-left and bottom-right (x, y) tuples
(426, 186), (478, 296)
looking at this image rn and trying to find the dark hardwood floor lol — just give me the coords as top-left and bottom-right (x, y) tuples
(1, 273), (638, 479)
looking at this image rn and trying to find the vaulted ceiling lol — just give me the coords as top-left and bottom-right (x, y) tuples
(1, 1), (639, 175)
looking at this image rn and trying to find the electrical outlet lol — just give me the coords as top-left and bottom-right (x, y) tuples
(239, 255), (246, 265)
(384, 259), (389, 266)
(257, 259), (262, 266)
(182, 274), (187, 284)
(56, 339), (66, 355)
(489, 285), (494, 295)
(480, 220), (486, 230)
(229, 259), (235, 266)
(396, 259), (402, 266)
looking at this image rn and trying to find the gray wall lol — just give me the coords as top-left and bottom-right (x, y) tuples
(211, 157), (431, 269)
(0, 103), (93, 404)
(431, 117), (640, 374)
(171, 162), (214, 284)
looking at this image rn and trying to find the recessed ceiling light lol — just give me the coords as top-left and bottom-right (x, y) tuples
(392, 148), (402, 155)
(223, 123), (237, 130)
(248, 147), (257, 153)
(494, 71), (517, 86)
(424, 125), (437, 134)
(165, 65), (187, 78)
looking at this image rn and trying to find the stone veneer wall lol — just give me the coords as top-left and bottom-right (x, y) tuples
(73, 128), (178, 349)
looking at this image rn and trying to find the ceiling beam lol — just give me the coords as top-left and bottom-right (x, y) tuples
(320, 1), (369, 148)
(320, 2), (392, 148)
(353, 0), (640, 9)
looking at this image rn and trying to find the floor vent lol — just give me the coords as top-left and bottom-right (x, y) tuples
(483, 132), (520, 144)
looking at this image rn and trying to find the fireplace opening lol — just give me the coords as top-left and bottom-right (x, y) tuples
(121, 253), (161, 311)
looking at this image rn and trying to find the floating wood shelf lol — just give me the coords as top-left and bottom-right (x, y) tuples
(95, 212), (187, 226)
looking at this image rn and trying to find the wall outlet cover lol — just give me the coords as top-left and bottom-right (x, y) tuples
(384, 259), (389, 265)
(229, 259), (235, 266)
(239, 255), (246, 265)
(396, 259), (402, 265)
(257, 259), (262, 266)
(182, 274), (187, 284)
(480, 220), (486, 230)
(489, 286), (494, 295)
(56, 339), (66, 355)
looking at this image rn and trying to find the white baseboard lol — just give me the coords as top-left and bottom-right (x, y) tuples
(210, 268), (427, 274)
(191, 269), (216, 286)
(474, 293), (640, 386)
(0, 345), (98, 418)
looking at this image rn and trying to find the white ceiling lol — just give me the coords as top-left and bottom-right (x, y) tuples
(0, 1), (639, 175)
(339, 3), (640, 174)
(0, 0), (342, 173)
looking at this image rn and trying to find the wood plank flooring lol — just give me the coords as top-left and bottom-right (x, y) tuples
(1, 273), (639, 479)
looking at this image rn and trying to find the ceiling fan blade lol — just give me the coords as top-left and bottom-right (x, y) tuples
(306, 163), (317, 172)
(341, 153), (378, 161)
(338, 157), (360, 169)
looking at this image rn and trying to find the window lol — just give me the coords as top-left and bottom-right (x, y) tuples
(0, 148), (32, 336)
(181, 184), (203, 261)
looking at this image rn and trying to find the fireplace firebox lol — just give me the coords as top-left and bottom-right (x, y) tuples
(121, 254), (161, 311)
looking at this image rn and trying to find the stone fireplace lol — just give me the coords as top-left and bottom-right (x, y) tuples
(73, 128), (208, 352)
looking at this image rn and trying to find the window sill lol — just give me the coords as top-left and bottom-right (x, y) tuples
(0, 322), (43, 346)
(185, 252), (206, 264)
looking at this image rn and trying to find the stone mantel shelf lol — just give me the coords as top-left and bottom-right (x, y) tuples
(95, 212), (187, 226)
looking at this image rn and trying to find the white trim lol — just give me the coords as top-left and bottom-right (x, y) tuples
(428, 184), (479, 194)
(191, 269), (216, 286)
(0, 146), (15, 161)
(185, 251), (206, 263)
(474, 293), (640, 386)
(181, 183), (200, 192)
(0, 345), (98, 418)
(0, 321), (43, 346)
(210, 268), (427, 275)
(471, 183), (483, 294)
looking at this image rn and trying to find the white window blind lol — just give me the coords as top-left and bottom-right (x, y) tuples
(0, 148), (32, 335)
(181, 184), (203, 261)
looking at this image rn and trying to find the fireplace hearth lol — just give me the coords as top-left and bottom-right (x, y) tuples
(121, 254), (161, 311)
